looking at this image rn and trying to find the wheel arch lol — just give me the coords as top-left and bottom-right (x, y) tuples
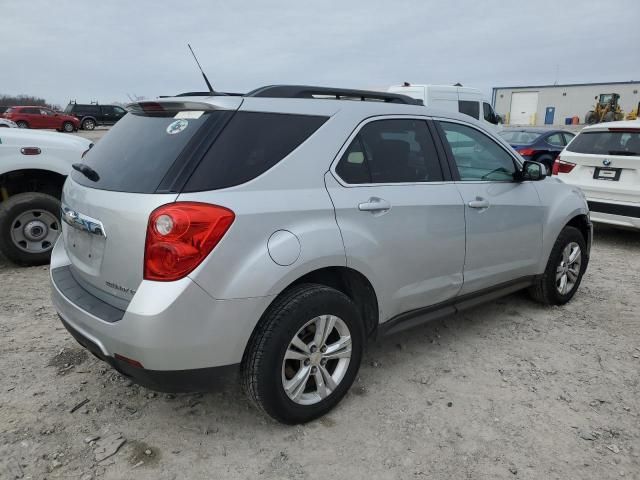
(565, 213), (591, 257)
(0, 168), (67, 201)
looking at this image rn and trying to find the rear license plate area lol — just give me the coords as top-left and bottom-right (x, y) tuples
(593, 167), (621, 181)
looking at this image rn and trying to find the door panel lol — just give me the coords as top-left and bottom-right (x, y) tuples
(326, 174), (465, 321)
(437, 120), (543, 294)
(455, 181), (543, 293)
(326, 117), (465, 322)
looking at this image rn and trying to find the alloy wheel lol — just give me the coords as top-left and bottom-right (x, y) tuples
(556, 241), (581, 295)
(281, 315), (352, 405)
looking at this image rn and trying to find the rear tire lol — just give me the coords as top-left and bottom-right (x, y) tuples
(534, 154), (554, 173)
(82, 118), (95, 130)
(0, 193), (61, 266)
(16, 121), (29, 129)
(242, 284), (364, 424)
(529, 226), (587, 305)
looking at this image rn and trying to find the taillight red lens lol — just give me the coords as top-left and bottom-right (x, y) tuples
(552, 158), (576, 175)
(144, 202), (235, 281)
(517, 148), (536, 156)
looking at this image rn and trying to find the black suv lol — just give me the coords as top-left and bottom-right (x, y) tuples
(64, 103), (127, 130)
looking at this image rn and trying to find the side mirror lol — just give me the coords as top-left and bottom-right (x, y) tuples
(521, 160), (545, 181)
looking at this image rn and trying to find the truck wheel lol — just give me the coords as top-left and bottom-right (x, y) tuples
(604, 112), (615, 122)
(242, 284), (364, 424)
(16, 121), (29, 129)
(82, 118), (96, 130)
(0, 193), (61, 266)
(529, 226), (587, 305)
(62, 121), (75, 133)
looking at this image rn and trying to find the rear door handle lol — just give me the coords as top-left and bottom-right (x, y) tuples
(468, 198), (490, 209)
(358, 197), (391, 213)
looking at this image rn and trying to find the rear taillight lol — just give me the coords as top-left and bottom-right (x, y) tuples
(517, 148), (537, 156)
(144, 202), (235, 281)
(552, 158), (576, 175)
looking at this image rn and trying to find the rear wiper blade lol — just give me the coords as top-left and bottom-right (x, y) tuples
(72, 163), (100, 182)
(608, 150), (638, 156)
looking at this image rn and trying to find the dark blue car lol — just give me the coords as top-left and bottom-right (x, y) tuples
(499, 128), (576, 171)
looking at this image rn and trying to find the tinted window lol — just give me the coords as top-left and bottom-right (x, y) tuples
(72, 111), (216, 193)
(458, 100), (479, 120)
(336, 119), (443, 184)
(24, 107), (41, 114)
(101, 106), (115, 114)
(114, 107), (126, 115)
(74, 105), (100, 115)
(566, 130), (640, 156)
(183, 112), (327, 191)
(440, 122), (516, 181)
(546, 133), (564, 146)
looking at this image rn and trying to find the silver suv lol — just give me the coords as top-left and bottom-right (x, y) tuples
(50, 86), (592, 424)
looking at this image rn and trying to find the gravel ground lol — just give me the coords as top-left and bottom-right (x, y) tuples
(0, 225), (639, 480)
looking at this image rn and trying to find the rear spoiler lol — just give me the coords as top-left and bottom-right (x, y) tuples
(126, 97), (242, 116)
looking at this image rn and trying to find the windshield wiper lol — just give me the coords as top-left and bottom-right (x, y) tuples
(72, 163), (100, 182)
(608, 150), (638, 156)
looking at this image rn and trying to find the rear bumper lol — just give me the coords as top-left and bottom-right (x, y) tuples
(587, 199), (640, 229)
(50, 238), (274, 380)
(59, 315), (237, 392)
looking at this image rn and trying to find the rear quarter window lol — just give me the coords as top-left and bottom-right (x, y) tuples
(182, 112), (327, 191)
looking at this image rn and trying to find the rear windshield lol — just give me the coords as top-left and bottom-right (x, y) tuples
(71, 111), (215, 193)
(566, 130), (640, 156)
(182, 112), (328, 191)
(499, 130), (542, 144)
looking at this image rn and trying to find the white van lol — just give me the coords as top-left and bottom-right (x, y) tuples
(388, 83), (501, 129)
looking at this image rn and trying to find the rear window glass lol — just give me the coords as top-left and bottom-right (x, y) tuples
(71, 111), (215, 193)
(458, 100), (479, 120)
(499, 130), (542, 144)
(566, 130), (640, 156)
(182, 112), (327, 191)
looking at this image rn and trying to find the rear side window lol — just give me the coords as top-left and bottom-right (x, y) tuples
(335, 119), (443, 184)
(566, 130), (640, 156)
(458, 100), (479, 120)
(546, 133), (564, 146)
(72, 111), (216, 193)
(183, 112), (327, 191)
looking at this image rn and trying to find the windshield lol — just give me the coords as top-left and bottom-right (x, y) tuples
(71, 111), (219, 193)
(566, 130), (640, 156)
(499, 130), (542, 145)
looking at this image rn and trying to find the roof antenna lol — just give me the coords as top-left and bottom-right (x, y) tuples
(187, 44), (215, 94)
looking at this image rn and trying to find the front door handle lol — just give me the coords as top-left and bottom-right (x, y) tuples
(468, 198), (490, 209)
(358, 197), (391, 213)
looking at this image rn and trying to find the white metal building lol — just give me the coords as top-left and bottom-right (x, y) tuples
(492, 81), (640, 126)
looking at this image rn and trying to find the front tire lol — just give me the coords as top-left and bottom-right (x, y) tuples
(242, 284), (364, 424)
(529, 226), (587, 305)
(62, 121), (74, 132)
(0, 193), (61, 266)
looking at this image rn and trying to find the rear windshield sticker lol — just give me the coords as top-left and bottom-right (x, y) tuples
(175, 110), (204, 119)
(166, 119), (188, 135)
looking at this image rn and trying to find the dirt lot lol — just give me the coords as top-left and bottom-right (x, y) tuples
(1, 225), (639, 480)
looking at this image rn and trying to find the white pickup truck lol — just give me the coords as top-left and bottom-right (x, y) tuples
(0, 129), (92, 265)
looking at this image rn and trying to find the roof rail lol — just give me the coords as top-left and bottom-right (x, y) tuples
(246, 85), (423, 105)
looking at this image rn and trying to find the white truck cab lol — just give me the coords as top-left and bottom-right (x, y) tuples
(388, 83), (501, 129)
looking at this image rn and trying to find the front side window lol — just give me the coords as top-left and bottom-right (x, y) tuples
(458, 100), (480, 120)
(335, 118), (443, 184)
(483, 102), (495, 123)
(439, 121), (516, 181)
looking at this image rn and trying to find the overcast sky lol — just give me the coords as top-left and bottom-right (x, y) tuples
(3, 0), (639, 107)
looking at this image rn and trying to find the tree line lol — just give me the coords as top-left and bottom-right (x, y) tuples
(0, 94), (61, 111)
